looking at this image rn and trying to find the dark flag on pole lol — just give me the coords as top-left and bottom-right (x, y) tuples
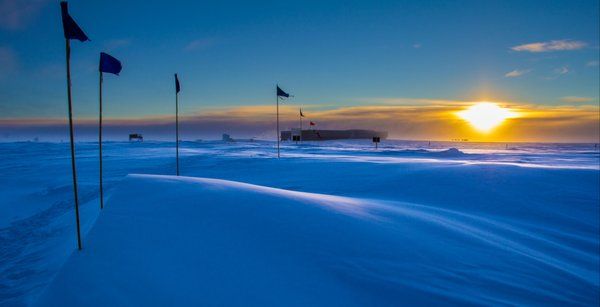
(277, 86), (289, 98)
(275, 85), (291, 157)
(60, 1), (88, 250)
(99, 52), (122, 75)
(60, 2), (89, 42)
(98, 52), (121, 210)
(310, 121), (316, 126)
(298, 108), (305, 143)
(175, 74), (180, 175)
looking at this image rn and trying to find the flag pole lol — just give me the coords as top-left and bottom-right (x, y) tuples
(276, 85), (280, 158)
(99, 70), (104, 209)
(176, 86), (179, 176)
(65, 38), (82, 250)
(300, 109), (302, 142)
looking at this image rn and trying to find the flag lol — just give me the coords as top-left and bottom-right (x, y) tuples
(276, 86), (289, 98)
(300, 108), (305, 117)
(60, 2), (89, 42)
(99, 52), (122, 75)
(175, 74), (180, 93)
(310, 121), (316, 126)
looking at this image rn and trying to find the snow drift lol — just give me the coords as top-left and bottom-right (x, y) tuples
(36, 174), (598, 306)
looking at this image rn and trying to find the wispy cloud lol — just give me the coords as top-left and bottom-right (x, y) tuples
(412, 43), (421, 49)
(511, 39), (587, 53)
(356, 97), (472, 106)
(184, 39), (215, 52)
(554, 66), (570, 76)
(586, 60), (599, 67)
(545, 66), (571, 80)
(560, 96), (595, 103)
(0, 0), (50, 30)
(504, 69), (531, 78)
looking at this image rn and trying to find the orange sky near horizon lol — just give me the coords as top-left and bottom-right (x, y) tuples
(2, 100), (598, 142)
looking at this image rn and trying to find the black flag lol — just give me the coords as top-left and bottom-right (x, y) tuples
(175, 74), (181, 93)
(300, 108), (305, 117)
(277, 86), (289, 98)
(60, 2), (89, 42)
(99, 52), (122, 75)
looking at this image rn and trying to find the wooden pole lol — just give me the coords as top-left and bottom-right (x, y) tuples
(276, 86), (280, 158)
(176, 91), (179, 176)
(65, 39), (82, 250)
(99, 71), (104, 209)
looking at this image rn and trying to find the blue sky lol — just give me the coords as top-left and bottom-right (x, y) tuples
(0, 0), (598, 141)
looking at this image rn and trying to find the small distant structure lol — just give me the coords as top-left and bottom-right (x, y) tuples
(372, 136), (381, 149)
(281, 129), (387, 141)
(222, 134), (233, 142)
(222, 133), (255, 142)
(129, 133), (143, 142)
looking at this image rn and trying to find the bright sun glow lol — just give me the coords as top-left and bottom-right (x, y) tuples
(457, 102), (516, 132)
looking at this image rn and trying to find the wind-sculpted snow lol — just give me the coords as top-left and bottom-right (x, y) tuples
(36, 174), (598, 306)
(0, 140), (598, 305)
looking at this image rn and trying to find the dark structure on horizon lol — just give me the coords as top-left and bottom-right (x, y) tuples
(281, 129), (388, 141)
(129, 133), (144, 142)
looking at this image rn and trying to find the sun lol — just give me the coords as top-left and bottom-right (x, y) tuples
(457, 102), (516, 132)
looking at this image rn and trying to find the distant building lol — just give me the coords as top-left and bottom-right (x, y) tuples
(129, 134), (143, 142)
(281, 129), (387, 141)
(222, 134), (255, 142)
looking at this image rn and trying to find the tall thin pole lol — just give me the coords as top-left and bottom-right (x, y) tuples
(276, 86), (280, 158)
(176, 91), (179, 176)
(300, 111), (302, 142)
(99, 71), (104, 209)
(66, 39), (82, 250)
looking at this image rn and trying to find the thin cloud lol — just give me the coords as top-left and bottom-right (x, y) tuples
(0, 0), (50, 30)
(586, 60), (599, 67)
(555, 66), (570, 75)
(511, 39), (587, 52)
(546, 66), (570, 80)
(560, 96), (595, 103)
(505, 69), (531, 78)
(184, 39), (214, 52)
(412, 43), (421, 49)
(357, 97), (472, 106)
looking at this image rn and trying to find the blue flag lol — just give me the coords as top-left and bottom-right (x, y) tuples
(60, 2), (89, 42)
(277, 86), (289, 98)
(175, 74), (181, 93)
(99, 52), (122, 75)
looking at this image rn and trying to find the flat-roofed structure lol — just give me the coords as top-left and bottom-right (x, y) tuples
(281, 129), (387, 141)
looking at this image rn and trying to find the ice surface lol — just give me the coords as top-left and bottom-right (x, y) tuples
(0, 140), (598, 306)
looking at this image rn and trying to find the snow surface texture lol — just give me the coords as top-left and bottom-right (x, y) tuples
(0, 140), (599, 306)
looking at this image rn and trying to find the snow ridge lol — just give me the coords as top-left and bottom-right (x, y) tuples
(36, 174), (599, 306)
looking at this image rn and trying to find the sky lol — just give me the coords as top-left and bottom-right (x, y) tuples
(0, 0), (598, 142)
